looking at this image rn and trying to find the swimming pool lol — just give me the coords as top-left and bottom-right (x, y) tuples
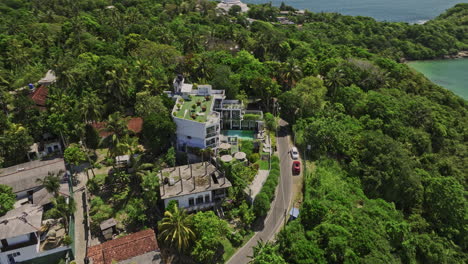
(222, 130), (255, 140)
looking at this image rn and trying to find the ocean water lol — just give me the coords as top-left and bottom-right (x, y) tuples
(408, 59), (468, 99)
(244, 0), (463, 23)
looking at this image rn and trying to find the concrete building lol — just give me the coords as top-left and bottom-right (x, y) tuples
(217, 0), (249, 13)
(159, 162), (231, 212)
(167, 76), (263, 152)
(0, 204), (70, 264)
(0, 158), (66, 200)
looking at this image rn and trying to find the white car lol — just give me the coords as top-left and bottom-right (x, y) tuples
(290, 147), (299, 160)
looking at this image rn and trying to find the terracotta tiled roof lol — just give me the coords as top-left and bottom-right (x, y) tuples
(127, 117), (143, 134)
(87, 229), (159, 264)
(91, 117), (143, 138)
(29, 85), (48, 108)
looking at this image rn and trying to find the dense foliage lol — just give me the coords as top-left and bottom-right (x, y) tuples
(0, 0), (466, 262)
(0, 184), (15, 216)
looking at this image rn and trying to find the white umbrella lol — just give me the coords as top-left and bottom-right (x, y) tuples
(221, 155), (233, 162)
(234, 152), (246, 160)
(220, 143), (232, 150)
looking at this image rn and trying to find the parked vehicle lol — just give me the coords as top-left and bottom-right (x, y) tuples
(292, 160), (301, 175)
(290, 147), (299, 160)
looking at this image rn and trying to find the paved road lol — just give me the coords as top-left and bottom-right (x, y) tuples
(227, 120), (293, 264)
(73, 170), (90, 264)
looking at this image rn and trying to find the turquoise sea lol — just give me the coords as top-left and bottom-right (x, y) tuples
(245, 0), (463, 23)
(408, 59), (468, 100)
(245, 0), (467, 99)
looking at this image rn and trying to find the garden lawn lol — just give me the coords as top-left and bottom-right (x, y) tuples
(175, 95), (213, 123)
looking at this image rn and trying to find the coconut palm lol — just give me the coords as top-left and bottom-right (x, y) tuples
(105, 67), (130, 105)
(129, 154), (153, 185)
(280, 61), (302, 90)
(101, 112), (129, 158)
(50, 196), (76, 234)
(158, 205), (195, 252)
(36, 170), (63, 197)
(79, 91), (103, 123)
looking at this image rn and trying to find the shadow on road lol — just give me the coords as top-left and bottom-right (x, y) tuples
(81, 192), (89, 243)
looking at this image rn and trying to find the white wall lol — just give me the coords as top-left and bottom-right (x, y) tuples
(0, 242), (38, 264)
(164, 190), (212, 208)
(44, 142), (61, 154)
(175, 118), (207, 139)
(6, 234), (30, 246)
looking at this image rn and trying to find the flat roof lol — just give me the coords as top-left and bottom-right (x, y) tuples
(160, 162), (231, 200)
(0, 204), (43, 240)
(0, 158), (66, 193)
(173, 95), (215, 123)
(32, 183), (70, 206)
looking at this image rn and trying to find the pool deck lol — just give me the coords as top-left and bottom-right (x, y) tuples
(221, 130), (255, 141)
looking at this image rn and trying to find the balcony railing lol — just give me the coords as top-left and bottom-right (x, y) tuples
(185, 202), (216, 212)
(206, 132), (218, 138)
(206, 143), (218, 149)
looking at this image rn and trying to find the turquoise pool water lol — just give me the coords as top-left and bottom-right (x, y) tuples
(222, 130), (255, 140)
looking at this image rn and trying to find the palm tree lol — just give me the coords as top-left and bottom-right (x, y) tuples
(158, 205), (195, 252)
(280, 61), (302, 90)
(36, 171), (63, 197)
(129, 154), (153, 184)
(79, 91), (103, 123)
(325, 68), (346, 98)
(102, 112), (129, 158)
(105, 67), (130, 105)
(50, 196), (76, 234)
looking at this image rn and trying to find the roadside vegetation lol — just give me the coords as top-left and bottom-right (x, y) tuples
(0, 0), (466, 263)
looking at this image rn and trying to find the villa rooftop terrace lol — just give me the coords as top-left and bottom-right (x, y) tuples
(173, 95), (214, 123)
(160, 162), (231, 200)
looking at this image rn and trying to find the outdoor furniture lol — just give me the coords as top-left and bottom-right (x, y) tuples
(220, 143), (232, 150)
(220, 155), (233, 163)
(234, 152), (246, 161)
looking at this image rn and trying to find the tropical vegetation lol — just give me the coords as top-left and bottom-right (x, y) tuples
(0, 0), (466, 263)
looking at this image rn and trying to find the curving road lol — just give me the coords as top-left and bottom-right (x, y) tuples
(227, 119), (293, 264)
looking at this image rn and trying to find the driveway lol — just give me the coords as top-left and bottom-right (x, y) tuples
(227, 119), (293, 264)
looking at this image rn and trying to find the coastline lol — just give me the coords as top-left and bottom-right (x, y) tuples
(402, 50), (468, 63)
(406, 58), (468, 100)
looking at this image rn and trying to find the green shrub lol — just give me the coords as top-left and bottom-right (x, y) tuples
(249, 153), (260, 163)
(253, 154), (281, 219)
(262, 183), (275, 199)
(62, 235), (72, 246)
(253, 192), (270, 217)
(241, 140), (254, 157)
(252, 163), (260, 171)
(228, 231), (243, 247)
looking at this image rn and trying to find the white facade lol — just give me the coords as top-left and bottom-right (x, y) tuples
(174, 115), (220, 151)
(164, 190), (212, 209)
(217, 0), (249, 12)
(0, 233), (39, 264)
(28, 141), (62, 161)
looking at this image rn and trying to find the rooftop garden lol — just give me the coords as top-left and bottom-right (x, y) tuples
(173, 95), (213, 123)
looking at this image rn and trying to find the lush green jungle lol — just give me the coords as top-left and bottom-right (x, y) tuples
(0, 0), (467, 263)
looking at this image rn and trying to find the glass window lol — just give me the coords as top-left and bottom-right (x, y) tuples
(188, 198), (194, 206)
(196, 196), (203, 204)
(205, 195), (210, 203)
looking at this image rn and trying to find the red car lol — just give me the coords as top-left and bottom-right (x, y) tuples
(292, 160), (301, 175)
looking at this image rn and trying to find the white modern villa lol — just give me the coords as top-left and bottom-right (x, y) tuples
(167, 75), (263, 152)
(217, 0), (249, 13)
